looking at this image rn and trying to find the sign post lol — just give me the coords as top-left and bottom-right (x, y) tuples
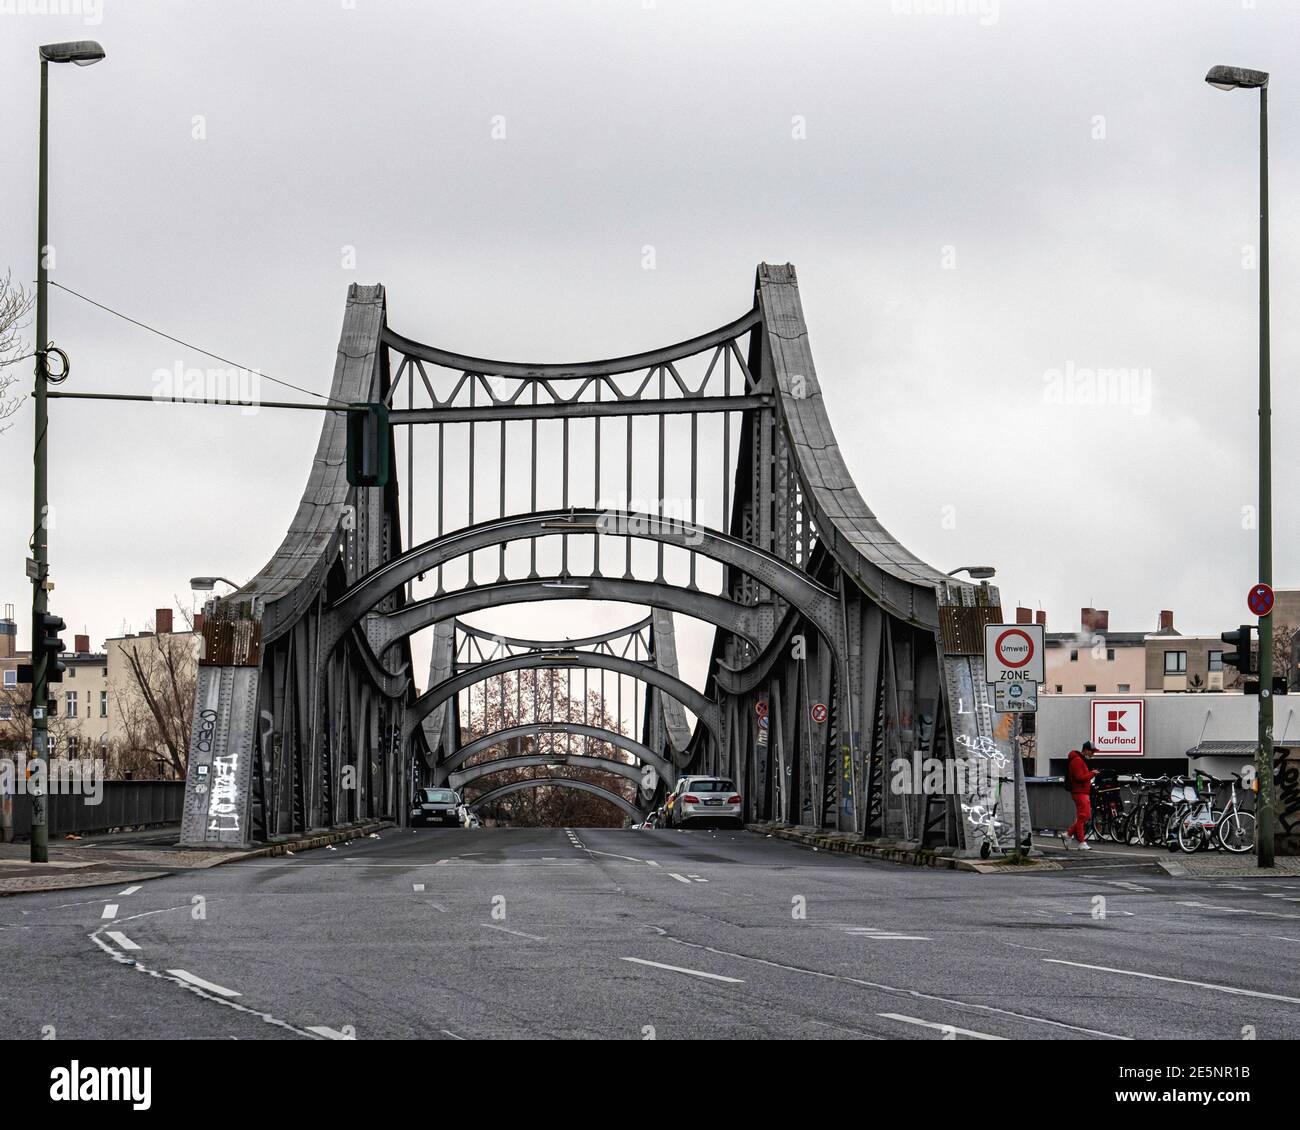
(984, 624), (1045, 862)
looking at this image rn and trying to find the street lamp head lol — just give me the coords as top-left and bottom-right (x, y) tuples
(1205, 65), (1268, 91)
(947, 565), (997, 581)
(190, 577), (217, 592)
(39, 41), (106, 66)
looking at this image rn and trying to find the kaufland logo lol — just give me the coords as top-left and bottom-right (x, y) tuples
(1091, 699), (1143, 754)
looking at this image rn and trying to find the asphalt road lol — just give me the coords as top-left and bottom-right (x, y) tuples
(5, 826), (1300, 1041)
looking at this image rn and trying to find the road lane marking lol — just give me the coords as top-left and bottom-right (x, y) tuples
(668, 873), (692, 884)
(621, 957), (744, 984)
(412, 883), (425, 891)
(584, 848), (648, 864)
(105, 931), (140, 951)
(165, 969), (242, 998)
(307, 1025), (355, 1040)
(440, 1029), (465, 1040)
(646, 860), (659, 867)
(660, 936), (1129, 1039)
(687, 875), (708, 883)
(879, 1013), (1005, 1040)
(101, 904), (118, 919)
(1178, 899), (1300, 920)
(1044, 959), (1300, 1005)
(1106, 881), (1152, 892)
(480, 923), (547, 942)
(117, 885), (142, 896)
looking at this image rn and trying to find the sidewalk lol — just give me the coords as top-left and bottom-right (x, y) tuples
(748, 822), (1063, 873)
(0, 819), (392, 896)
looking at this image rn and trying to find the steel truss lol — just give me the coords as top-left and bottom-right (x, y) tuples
(180, 265), (1026, 855)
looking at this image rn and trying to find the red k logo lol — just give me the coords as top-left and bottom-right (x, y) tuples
(1106, 710), (1126, 733)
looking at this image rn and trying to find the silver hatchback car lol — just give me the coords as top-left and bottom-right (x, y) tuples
(669, 776), (742, 828)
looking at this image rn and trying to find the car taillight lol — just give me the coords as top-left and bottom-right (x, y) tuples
(683, 794), (700, 804)
(728, 795), (741, 804)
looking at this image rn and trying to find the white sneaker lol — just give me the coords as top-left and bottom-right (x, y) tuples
(1077, 841), (1091, 851)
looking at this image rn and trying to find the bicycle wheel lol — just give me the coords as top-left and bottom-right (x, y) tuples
(1218, 810), (1256, 854)
(1176, 818), (1204, 853)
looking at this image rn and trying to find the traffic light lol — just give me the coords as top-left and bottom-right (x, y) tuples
(17, 612), (65, 685)
(346, 402), (389, 487)
(1221, 624), (1255, 676)
(38, 612), (65, 684)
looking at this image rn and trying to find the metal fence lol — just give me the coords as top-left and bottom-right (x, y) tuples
(5, 781), (185, 839)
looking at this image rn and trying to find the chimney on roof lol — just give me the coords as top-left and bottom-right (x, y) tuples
(74, 633), (89, 654)
(194, 611), (205, 633)
(1016, 607), (1032, 624)
(0, 613), (15, 660)
(156, 608), (173, 635)
(1036, 610), (1047, 627)
(1081, 607), (1109, 633)
(1159, 609), (1175, 633)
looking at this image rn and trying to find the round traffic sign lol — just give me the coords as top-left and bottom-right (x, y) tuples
(1248, 583), (1275, 617)
(755, 700), (768, 719)
(993, 628), (1034, 669)
(811, 703), (828, 724)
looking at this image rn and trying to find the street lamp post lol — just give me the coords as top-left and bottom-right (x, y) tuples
(1205, 64), (1273, 868)
(30, 41), (105, 864)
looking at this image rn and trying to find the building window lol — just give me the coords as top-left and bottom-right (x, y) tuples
(1107, 648), (1115, 661)
(68, 667), (76, 678)
(1209, 650), (1224, 672)
(1084, 684), (1097, 693)
(1164, 650), (1187, 674)
(1069, 649), (1079, 662)
(2, 669), (14, 687)
(65, 691), (78, 718)
(0, 705), (10, 721)
(1118, 684), (1131, 693)
(67, 735), (78, 757)
(100, 690), (108, 718)
(101, 666), (108, 677)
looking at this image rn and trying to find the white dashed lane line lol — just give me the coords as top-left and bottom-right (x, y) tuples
(878, 1013), (1005, 1040)
(668, 873), (692, 884)
(101, 904), (119, 919)
(621, 957), (744, 984)
(307, 1025), (355, 1040)
(1044, 958), (1300, 1005)
(105, 931), (140, 951)
(480, 922), (547, 942)
(117, 885), (142, 896)
(165, 969), (242, 998)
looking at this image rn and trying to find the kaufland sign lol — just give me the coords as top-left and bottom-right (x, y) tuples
(1090, 699), (1144, 756)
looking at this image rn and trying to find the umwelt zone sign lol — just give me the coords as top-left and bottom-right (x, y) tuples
(1090, 699), (1144, 756)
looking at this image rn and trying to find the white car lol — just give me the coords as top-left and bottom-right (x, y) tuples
(667, 777), (743, 828)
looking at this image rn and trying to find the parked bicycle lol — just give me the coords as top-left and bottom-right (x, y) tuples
(1214, 771), (1256, 854)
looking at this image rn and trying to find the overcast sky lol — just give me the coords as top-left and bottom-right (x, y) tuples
(2, 0), (1297, 685)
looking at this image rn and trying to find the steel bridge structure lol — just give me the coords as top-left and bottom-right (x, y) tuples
(180, 264), (1025, 854)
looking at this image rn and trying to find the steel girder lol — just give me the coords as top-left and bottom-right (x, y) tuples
(436, 722), (669, 788)
(450, 752), (647, 793)
(405, 650), (718, 749)
(182, 265), (1024, 853)
(467, 777), (642, 820)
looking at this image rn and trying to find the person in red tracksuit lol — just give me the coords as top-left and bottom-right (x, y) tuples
(1062, 741), (1099, 850)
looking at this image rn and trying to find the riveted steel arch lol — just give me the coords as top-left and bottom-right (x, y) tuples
(450, 752), (646, 792)
(180, 264), (1027, 856)
(467, 777), (641, 820)
(436, 722), (669, 785)
(403, 650), (719, 746)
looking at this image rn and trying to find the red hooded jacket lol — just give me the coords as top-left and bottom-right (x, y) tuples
(1066, 749), (1096, 796)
